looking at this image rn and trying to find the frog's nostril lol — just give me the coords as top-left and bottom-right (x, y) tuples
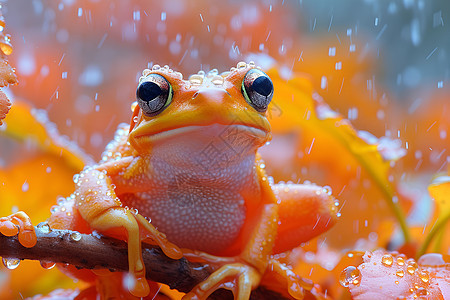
(192, 92), (199, 99)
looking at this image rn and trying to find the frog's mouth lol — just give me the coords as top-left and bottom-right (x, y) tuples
(130, 122), (271, 154)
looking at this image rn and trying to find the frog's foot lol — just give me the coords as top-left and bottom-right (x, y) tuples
(264, 259), (315, 300)
(86, 207), (182, 297)
(0, 211), (36, 248)
(135, 214), (183, 260)
(183, 263), (261, 300)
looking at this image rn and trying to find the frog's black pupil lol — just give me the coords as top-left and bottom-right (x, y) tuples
(138, 81), (162, 102)
(252, 76), (273, 96)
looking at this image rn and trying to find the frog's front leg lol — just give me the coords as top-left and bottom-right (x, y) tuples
(0, 211), (37, 248)
(75, 166), (182, 297)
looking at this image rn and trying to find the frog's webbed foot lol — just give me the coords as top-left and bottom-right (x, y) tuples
(183, 263), (261, 300)
(135, 214), (183, 260)
(0, 211), (36, 248)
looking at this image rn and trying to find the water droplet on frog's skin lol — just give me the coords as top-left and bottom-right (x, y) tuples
(40, 261), (56, 269)
(211, 75), (224, 85)
(381, 254), (393, 266)
(339, 266), (361, 287)
(57, 197), (66, 205)
(70, 232), (82, 242)
(0, 40), (13, 55)
(73, 174), (79, 183)
(50, 205), (59, 213)
(322, 185), (332, 195)
(207, 69), (218, 77)
(2, 258), (20, 270)
(237, 61), (247, 69)
(152, 64), (161, 70)
(37, 222), (51, 234)
(189, 74), (203, 85)
(396, 257), (405, 266)
(130, 101), (138, 112)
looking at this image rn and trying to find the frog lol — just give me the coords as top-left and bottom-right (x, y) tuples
(0, 62), (339, 299)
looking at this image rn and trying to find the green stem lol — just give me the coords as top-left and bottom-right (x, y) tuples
(416, 209), (450, 259)
(324, 122), (411, 243)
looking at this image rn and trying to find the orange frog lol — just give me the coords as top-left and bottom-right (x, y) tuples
(0, 62), (338, 299)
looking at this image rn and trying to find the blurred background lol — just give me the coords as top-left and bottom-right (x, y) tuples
(0, 1), (449, 298)
(2, 0), (448, 158)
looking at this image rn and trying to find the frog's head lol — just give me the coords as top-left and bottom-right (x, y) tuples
(128, 62), (273, 159)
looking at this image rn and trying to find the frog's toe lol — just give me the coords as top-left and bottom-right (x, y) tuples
(0, 211), (36, 248)
(0, 218), (18, 236)
(266, 259), (318, 300)
(183, 263), (260, 300)
(125, 269), (150, 298)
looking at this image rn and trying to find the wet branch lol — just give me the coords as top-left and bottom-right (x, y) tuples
(0, 227), (289, 300)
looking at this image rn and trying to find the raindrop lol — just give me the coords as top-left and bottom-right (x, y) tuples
(339, 266), (361, 287)
(237, 62), (247, 69)
(418, 271), (429, 283)
(406, 265), (416, 275)
(70, 232), (82, 242)
(328, 47), (336, 56)
(322, 185), (332, 196)
(40, 261), (56, 269)
(73, 174), (79, 183)
(21, 181), (29, 192)
(395, 270), (404, 278)
(211, 75), (224, 85)
(396, 257), (405, 266)
(189, 74), (204, 85)
(37, 222), (51, 234)
(2, 258), (20, 270)
(381, 254), (393, 266)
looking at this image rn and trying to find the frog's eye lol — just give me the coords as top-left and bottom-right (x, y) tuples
(242, 69), (273, 112)
(136, 74), (173, 117)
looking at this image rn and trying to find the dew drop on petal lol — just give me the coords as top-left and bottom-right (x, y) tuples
(2, 258), (20, 270)
(396, 270), (404, 278)
(381, 254), (393, 266)
(339, 266), (361, 287)
(418, 271), (429, 283)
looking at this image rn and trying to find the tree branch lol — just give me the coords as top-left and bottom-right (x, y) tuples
(0, 226), (290, 299)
